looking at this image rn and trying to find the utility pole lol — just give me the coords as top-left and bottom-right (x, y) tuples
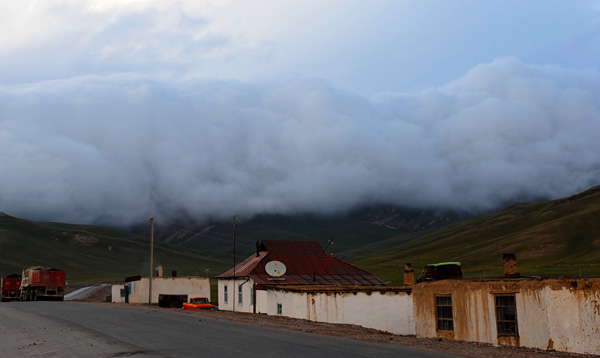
(149, 217), (154, 305)
(233, 215), (236, 312)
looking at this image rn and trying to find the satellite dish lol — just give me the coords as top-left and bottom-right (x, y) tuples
(265, 261), (286, 277)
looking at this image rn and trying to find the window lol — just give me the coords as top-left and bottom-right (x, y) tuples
(223, 285), (228, 304)
(276, 303), (282, 315)
(436, 296), (453, 331)
(495, 295), (518, 336)
(238, 284), (243, 306)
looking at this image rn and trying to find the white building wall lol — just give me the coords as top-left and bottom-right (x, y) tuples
(217, 278), (255, 312)
(127, 277), (211, 304)
(543, 285), (600, 354)
(111, 284), (125, 303)
(259, 288), (414, 335)
(255, 289), (269, 314)
(515, 288), (549, 349)
(413, 278), (600, 355)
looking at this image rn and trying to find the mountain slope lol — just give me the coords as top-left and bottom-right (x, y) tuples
(4, 185), (598, 286)
(130, 207), (465, 261)
(354, 186), (600, 284)
(0, 213), (230, 283)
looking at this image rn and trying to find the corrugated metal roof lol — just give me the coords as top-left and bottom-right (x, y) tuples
(215, 240), (385, 286)
(216, 251), (268, 278)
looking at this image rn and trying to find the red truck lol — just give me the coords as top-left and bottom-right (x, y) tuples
(20, 266), (66, 301)
(183, 297), (216, 310)
(1, 274), (22, 302)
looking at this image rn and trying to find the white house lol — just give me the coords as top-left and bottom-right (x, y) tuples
(257, 285), (415, 335)
(123, 276), (211, 304)
(111, 283), (125, 303)
(215, 240), (386, 313)
(413, 255), (600, 355)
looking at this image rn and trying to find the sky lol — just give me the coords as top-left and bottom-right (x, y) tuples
(0, 0), (599, 226)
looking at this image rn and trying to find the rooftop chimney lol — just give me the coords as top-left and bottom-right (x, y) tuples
(404, 263), (415, 286)
(503, 254), (519, 277)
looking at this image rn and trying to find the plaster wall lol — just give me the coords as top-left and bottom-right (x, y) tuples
(217, 278), (255, 312)
(543, 283), (600, 354)
(413, 278), (600, 355)
(260, 288), (414, 335)
(111, 284), (124, 303)
(128, 277), (211, 304)
(256, 289), (269, 314)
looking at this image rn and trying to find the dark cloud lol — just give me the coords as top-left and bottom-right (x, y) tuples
(1, 58), (599, 225)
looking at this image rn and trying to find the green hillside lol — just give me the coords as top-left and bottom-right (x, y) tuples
(0, 213), (230, 283)
(3, 185), (598, 287)
(0, 206), (463, 284)
(354, 186), (600, 285)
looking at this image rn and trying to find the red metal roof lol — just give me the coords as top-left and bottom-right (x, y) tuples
(216, 240), (385, 286)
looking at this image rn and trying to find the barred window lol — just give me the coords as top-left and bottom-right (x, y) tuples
(223, 285), (228, 304)
(495, 295), (518, 336)
(436, 295), (454, 331)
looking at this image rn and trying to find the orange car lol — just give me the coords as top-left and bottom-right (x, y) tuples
(183, 297), (216, 310)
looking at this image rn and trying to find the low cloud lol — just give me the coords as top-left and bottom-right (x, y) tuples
(1, 58), (599, 225)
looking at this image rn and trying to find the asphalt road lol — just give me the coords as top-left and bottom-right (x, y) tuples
(0, 302), (457, 358)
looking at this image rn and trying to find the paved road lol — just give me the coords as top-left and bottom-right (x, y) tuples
(0, 302), (457, 357)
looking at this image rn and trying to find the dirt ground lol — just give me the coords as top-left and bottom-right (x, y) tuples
(74, 287), (597, 358)
(172, 308), (597, 358)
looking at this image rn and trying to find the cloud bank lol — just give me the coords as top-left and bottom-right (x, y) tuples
(1, 58), (599, 225)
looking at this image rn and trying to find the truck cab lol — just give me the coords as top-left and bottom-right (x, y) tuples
(417, 262), (463, 283)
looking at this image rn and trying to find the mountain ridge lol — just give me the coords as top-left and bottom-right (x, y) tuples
(2, 185), (598, 285)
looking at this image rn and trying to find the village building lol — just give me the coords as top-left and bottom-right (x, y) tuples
(111, 283), (125, 303)
(412, 255), (600, 355)
(214, 240), (386, 314)
(112, 274), (211, 305)
(217, 248), (600, 355)
(256, 284), (414, 335)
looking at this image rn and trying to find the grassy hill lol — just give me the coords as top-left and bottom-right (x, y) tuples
(353, 186), (600, 285)
(0, 206), (464, 284)
(0, 213), (230, 283)
(3, 185), (598, 287)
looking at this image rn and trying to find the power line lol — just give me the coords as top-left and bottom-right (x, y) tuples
(154, 221), (414, 272)
(156, 222), (256, 249)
